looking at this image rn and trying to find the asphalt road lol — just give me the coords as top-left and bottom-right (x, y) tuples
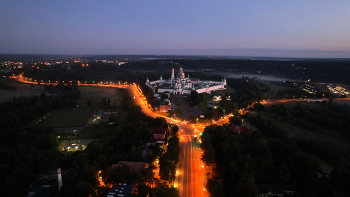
(179, 130), (206, 197)
(14, 74), (350, 197)
(15, 75), (210, 197)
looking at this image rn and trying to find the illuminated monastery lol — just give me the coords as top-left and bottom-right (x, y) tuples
(146, 67), (226, 94)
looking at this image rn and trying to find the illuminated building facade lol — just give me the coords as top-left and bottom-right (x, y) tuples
(146, 67), (226, 94)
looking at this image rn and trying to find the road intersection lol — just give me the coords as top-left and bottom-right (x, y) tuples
(14, 75), (208, 197)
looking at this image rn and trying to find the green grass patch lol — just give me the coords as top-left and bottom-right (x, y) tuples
(172, 96), (183, 117)
(35, 107), (93, 127)
(212, 85), (234, 96)
(77, 86), (123, 108)
(78, 124), (107, 139)
(199, 93), (212, 112)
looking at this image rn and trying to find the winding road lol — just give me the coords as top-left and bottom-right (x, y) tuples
(16, 75), (349, 196)
(13, 75), (208, 197)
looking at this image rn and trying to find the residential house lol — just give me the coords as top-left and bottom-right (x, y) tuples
(151, 126), (168, 141)
(107, 183), (135, 197)
(256, 184), (298, 197)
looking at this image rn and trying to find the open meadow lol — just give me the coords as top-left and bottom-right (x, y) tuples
(35, 107), (93, 127)
(34, 86), (124, 127)
(0, 79), (51, 102)
(256, 100), (350, 168)
(77, 86), (123, 108)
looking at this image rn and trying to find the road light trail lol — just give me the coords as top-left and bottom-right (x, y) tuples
(15, 74), (350, 196)
(14, 74), (208, 197)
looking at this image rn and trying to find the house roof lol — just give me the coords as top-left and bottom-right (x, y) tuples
(229, 125), (253, 136)
(94, 111), (103, 116)
(108, 184), (135, 197)
(64, 144), (84, 150)
(241, 126), (253, 136)
(229, 125), (241, 132)
(151, 126), (167, 134)
(256, 184), (297, 194)
(160, 101), (169, 105)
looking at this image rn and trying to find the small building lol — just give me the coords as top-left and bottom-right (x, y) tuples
(64, 144), (84, 151)
(159, 99), (171, 112)
(93, 111), (103, 120)
(241, 126), (253, 136)
(146, 67), (226, 94)
(101, 112), (118, 123)
(206, 101), (215, 108)
(228, 125), (253, 136)
(145, 138), (157, 147)
(256, 184), (298, 197)
(229, 125), (241, 132)
(213, 95), (222, 101)
(107, 184), (135, 197)
(151, 126), (168, 140)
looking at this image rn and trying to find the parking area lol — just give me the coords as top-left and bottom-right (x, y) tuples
(173, 94), (204, 121)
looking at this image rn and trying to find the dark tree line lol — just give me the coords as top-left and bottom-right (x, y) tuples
(0, 81), (16, 90)
(9, 58), (350, 87)
(159, 136), (180, 184)
(53, 92), (179, 197)
(0, 85), (80, 142)
(265, 103), (350, 138)
(202, 77), (269, 121)
(0, 126), (60, 197)
(200, 115), (350, 197)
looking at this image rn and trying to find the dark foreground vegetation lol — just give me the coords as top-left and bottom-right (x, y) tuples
(0, 84), (180, 197)
(201, 115), (350, 197)
(0, 84), (80, 131)
(2, 57), (350, 197)
(262, 101), (350, 139)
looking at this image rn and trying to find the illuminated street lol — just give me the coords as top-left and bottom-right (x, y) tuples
(14, 75), (208, 197)
(14, 74), (350, 197)
(13, 73), (350, 197)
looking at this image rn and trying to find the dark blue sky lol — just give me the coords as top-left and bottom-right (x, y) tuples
(1, 0), (350, 58)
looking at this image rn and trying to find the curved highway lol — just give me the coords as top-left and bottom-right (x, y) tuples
(14, 75), (349, 196)
(13, 75), (208, 197)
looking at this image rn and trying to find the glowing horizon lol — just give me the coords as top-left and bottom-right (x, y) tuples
(1, 1), (350, 58)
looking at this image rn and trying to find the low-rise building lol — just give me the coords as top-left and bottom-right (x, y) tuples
(151, 126), (168, 140)
(159, 99), (171, 112)
(256, 184), (298, 197)
(107, 184), (135, 197)
(93, 111), (103, 120)
(146, 67), (226, 95)
(101, 112), (118, 123)
(64, 144), (84, 151)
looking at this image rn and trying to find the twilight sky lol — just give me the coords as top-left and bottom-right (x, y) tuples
(1, 0), (350, 58)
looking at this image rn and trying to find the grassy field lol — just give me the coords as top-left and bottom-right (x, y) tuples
(197, 85), (235, 112)
(212, 85), (235, 96)
(172, 95), (184, 117)
(0, 79), (55, 102)
(78, 124), (109, 139)
(35, 107), (93, 127)
(35, 86), (124, 127)
(77, 86), (123, 108)
(255, 101), (350, 172)
(199, 93), (212, 113)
